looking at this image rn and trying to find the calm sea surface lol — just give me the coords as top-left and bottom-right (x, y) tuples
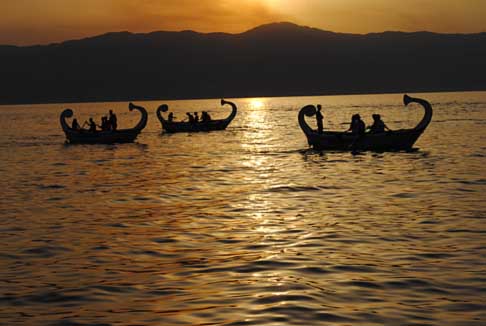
(1, 92), (485, 326)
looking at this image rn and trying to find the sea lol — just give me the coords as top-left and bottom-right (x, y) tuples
(0, 91), (485, 326)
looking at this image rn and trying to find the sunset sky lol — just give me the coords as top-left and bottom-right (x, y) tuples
(1, 0), (485, 45)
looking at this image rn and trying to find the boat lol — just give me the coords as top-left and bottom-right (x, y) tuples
(298, 94), (433, 151)
(60, 103), (148, 144)
(156, 99), (237, 133)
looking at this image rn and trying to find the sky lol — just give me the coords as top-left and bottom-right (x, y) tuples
(1, 0), (485, 45)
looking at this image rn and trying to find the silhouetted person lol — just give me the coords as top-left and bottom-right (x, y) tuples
(357, 115), (365, 135)
(347, 114), (365, 135)
(99, 116), (109, 131)
(315, 105), (324, 134)
(109, 110), (117, 131)
(72, 118), (80, 130)
(194, 112), (199, 123)
(347, 115), (357, 133)
(168, 112), (174, 122)
(201, 111), (211, 122)
(98, 117), (104, 130)
(186, 112), (195, 123)
(106, 117), (112, 131)
(88, 118), (97, 132)
(367, 114), (390, 133)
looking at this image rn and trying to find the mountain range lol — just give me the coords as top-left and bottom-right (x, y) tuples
(1, 22), (485, 104)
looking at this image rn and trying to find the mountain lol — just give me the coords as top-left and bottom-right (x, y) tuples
(1, 22), (485, 104)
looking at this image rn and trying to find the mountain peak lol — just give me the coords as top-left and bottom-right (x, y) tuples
(243, 22), (325, 35)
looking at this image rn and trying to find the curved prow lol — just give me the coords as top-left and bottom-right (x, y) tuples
(156, 104), (169, 123)
(220, 99), (237, 122)
(403, 94), (433, 132)
(298, 105), (317, 136)
(128, 102), (148, 131)
(60, 109), (74, 132)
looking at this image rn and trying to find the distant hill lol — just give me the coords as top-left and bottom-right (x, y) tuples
(1, 22), (485, 104)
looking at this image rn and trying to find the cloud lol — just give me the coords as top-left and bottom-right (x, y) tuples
(0, 0), (286, 45)
(0, 0), (484, 45)
(271, 0), (486, 34)
(109, 0), (286, 33)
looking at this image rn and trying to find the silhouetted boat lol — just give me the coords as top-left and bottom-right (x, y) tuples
(157, 99), (237, 133)
(299, 95), (433, 151)
(60, 103), (148, 144)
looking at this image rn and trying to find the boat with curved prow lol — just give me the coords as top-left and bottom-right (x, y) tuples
(60, 103), (148, 144)
(157, 99), (237, 133)
(298, 95), (433, 151)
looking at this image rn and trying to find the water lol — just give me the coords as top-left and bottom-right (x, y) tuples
(1, 92), (485, 326)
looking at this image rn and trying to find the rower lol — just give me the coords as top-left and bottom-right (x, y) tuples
(71, 118), (81, 130)
(88, 118), (97, 132)
(201, 111), (211, 122)
(186, 112), (195, 123)
(367, 114), (391, 133)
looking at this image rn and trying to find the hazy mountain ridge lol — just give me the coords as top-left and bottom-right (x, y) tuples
(1, 22), (485, 104)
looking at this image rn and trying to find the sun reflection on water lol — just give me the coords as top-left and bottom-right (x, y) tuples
(247, 98), (266, 110)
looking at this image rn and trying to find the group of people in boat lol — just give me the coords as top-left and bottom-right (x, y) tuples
(315, 105), (390, 134)
(168, 111), (212, 123)
(71, 110), (118, 132)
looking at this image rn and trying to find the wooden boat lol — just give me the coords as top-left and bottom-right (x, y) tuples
(60, 103), (148, 144)
(298, 95), (433, 151)
(156, 99), (237, 133)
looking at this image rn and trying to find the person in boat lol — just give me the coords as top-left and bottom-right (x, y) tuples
(88, 118), (97, 132)
(98, 117), (105, 131)
(186, 112), (195, 123)
(201, 111), (211, 123)
(367, 114), (391, 133)
(168, 112), (174, 122)
(194, 112), (199, 123)
(347, 114), (365, 135)
(315, 105), (324, 134)
(71, 118), (81, 131)
(347, 115), (356, 132)
(109, 110), (117, 131)
(98, 116), (109, 131)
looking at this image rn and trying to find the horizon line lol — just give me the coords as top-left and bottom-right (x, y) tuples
(2, 88), (486, 107)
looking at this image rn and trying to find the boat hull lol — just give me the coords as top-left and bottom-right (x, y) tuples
(306, 130), (422, 151)
(64, 129), (141, 144)
(161, 120), (231, 133)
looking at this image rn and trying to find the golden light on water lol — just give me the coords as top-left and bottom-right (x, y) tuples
(248, 99), (266, 110)
(1, 92), (485, 324)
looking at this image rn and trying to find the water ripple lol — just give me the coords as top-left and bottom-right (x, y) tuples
(1, 92), (485, 326)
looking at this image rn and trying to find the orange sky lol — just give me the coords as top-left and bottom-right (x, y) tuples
(1, 0), (485, 45)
